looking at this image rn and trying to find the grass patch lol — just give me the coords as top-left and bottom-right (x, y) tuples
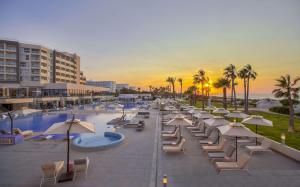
(248, 111), (300, 150)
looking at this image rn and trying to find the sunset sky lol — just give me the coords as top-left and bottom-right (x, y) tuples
(1, 0), (299, 94)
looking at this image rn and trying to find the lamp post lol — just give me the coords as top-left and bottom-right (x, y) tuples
(163, 175), (168, 187)
(281, 133), (286, 145)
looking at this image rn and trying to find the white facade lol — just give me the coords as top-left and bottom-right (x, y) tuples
(19, 43), (53, 84)
(86, 81), (116, 93)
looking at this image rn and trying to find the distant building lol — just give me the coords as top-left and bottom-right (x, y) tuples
(86, 81), (116, 93)
(116, 83), (129, 91)
(256, 99), (282, 110)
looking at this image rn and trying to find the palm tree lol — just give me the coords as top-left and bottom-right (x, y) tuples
(194, 69), (206, 109)
(245, 64), (257, 113)
(224, 64), (238, 110)
(213, 78), (231, 109)
(149, 85), (153, 93)
(193, 74), (200, 105)
(166, 77), (176, 99)
(272, 75), (300, 132)
(185, 86), (197, 105)
(178, 78), (183, 99)
(238, 67), (248, 112)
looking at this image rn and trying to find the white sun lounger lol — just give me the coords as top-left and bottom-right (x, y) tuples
(162, 138), (186, 153)
(202, 138), (227, 153)
(162, 127), (179, 139)
(245, 139), (272, 155)
(215, 153), (250, 172)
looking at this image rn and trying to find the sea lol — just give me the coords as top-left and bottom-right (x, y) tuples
(212, 93), (276, 100)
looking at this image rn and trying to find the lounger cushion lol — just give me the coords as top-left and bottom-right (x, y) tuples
(74, 158), (87, 165)
(216, 162), (238, 169)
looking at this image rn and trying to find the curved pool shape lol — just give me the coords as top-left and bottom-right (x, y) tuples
(72, 132), (125, 151)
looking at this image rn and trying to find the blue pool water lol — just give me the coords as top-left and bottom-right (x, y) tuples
(0, 112), (135, 134)
(72, 132), (125, 151)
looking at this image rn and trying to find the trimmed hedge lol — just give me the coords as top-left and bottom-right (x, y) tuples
(269, 106), (289, 114)
(280, 99), (300, 106)
(270, 106), (300, 117)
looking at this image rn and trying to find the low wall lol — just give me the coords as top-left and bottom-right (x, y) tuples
(260, 137), (300, 162)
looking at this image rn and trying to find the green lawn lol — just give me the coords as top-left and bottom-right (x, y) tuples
(247, 111), (300, 150)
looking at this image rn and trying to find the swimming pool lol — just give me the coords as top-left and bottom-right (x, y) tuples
(0, 111), (135, 134)
(72, 132), (125, 151)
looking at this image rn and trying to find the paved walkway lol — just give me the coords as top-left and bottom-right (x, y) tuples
(1, 109), (300, 187)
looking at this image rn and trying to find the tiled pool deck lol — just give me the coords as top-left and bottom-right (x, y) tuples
(1, 109), (300, 187)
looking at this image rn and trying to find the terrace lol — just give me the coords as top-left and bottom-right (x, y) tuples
(0, 109), (300, 187)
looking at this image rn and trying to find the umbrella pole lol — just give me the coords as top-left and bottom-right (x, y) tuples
(217, 131), (219, 144)
(67, 129), (70, 173)
(59, 115), (75, 183)
(8, 112), (13, 135)
(256, 125), (258, 145)
(235, 137), (238, 162)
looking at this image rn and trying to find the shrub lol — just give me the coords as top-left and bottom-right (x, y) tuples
(269, 106), (289, 114)
(280, 99), (300, 106)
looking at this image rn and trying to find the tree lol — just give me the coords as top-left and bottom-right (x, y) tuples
(224, 64), (238, 110)
(213, 78), (231, 109)
(272, 75), (300, 132)
(185, 86), (197, 105)
(194, 69), (206, 109)
(178, 78), (183, 99)
(238, 65), (257, 113)
(238, 67), (248, 112)
(166, 77), (176, 99)
(245, 64), (257, 113)
(149, 85), (153, 93)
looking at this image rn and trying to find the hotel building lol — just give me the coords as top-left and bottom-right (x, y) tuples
(116, 83), (130, 92)
(0, 39), (109, 110)
(86, 81), (116, 93)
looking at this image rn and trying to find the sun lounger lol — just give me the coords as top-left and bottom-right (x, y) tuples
(208, 145), (235, 159)
(193, 127), (213, 139)
(162, 127), (180, 139)
(186, 121), (201, 130)
(245, 139), (272, 155)
(162, 136), (181, 145)
(202, 138), (227, 152)
(13, 128), (33, 137)
(215, 153), (250, 172)
(199, 131), (218, 145)
(162, 138), (186, 153)
(73, 157), (90, 181)
(40, 161), (64, 186)
(162, 126), (178, 134)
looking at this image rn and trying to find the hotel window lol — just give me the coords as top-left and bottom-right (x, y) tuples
(20, 62), (27, 67)
(6, 61), (16, 66)
(31, 54), (40, 61)
(23, 48), (30, 53)
(26, 55), (29, 60)
(7, 75), (17, 80)
(0, 74), (4, 80)
(31, 49), (39, 54)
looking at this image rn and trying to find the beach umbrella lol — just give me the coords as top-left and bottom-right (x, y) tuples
(166, 114), (192, 138)
(213, 108), (230, 115)
(44, 119), (95, 134)
(205, 106), (216, 113)
(52, 117), (95, 182)
(242, 115), (273, 145)
(218, 122), (258, 161)
(204, 116), (230, 143)
(193, 111), (213, 120)
(166, 114), (192, 126)
(226, 111), (249, 121)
